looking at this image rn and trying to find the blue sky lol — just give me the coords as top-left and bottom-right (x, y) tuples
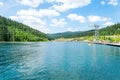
(0, 0), (120, 33)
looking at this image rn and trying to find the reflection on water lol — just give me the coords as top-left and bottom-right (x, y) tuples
(0, 42), (120, 80)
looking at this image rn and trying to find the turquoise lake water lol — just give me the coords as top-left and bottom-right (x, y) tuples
(0, 42), (120, 80)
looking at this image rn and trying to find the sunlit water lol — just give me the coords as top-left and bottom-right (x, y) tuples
(0, 42), (120, 80)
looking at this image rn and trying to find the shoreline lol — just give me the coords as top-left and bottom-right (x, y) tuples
(0, 41), (120, 47)
(93, 42), (120, 47)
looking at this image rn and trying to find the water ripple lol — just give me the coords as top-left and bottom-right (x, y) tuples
(0, 42), (120, 80)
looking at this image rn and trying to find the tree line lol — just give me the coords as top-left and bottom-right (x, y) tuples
(0, 15), (49, 41)
(49, 23), (120, 39)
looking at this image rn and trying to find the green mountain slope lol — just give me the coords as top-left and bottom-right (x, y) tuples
(0, 15), (49, 41)
(79, 23), (120, 37)
(49, 23), (120, 40)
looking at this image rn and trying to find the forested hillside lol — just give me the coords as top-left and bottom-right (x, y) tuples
(79, 23), (120, 37)
(49, 23), (120, 40)
(0, 15), (49, 41)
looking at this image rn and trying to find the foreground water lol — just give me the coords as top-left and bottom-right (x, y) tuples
(0, 42), (120, 80)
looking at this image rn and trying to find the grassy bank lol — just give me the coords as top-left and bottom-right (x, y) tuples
(54, 35), (120, 43)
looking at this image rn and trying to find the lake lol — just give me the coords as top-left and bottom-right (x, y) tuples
(0, 42), (120, 80)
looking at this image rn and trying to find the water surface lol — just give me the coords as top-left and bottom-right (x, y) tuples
(0, 42), (120, 80)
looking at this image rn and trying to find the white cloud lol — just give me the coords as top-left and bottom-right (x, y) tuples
(67, 14), (111, 23)
(87, 15), (111, 22)
(16, 8), (60, 18)
(0, 2), (3, 6)
(17, 0), (43, 7)
(101, 1), (106, 5)
(10, 15), (49, 33)
(87, 15), (101, 22)
(9, 8), (60, 33)
(47, 0), (91, 12)
(108, 0), (118, 6)
(104, 21), (114, 26)
(67, 14), (85, 23)
(23, 20), (49, 33)
(39, 9), (60, 17)
(50, 18), (67, 27)
(10, 16), (19, 20)
(17, 9), (39, 17)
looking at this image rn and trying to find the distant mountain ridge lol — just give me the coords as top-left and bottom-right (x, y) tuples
(48, 31), (83, 39)
(0, 15), (49, 41)
(48, 23), (120, 40)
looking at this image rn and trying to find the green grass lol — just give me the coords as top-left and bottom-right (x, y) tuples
(54, 35), (120, 43)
